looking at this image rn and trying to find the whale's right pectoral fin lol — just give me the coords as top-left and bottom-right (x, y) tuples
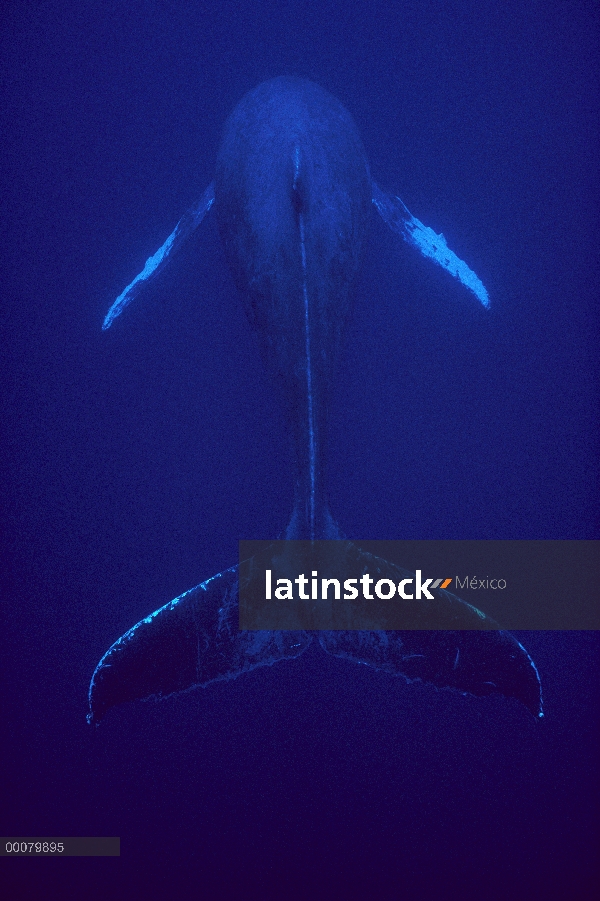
(102, 181), (215, 330)
(372, 181), (490, 309)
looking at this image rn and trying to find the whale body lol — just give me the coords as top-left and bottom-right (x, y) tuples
(88, 78), (541, 725)
(215, 79), (371, 540)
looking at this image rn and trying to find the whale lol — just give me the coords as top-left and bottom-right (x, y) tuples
(88, 78), (541, 725)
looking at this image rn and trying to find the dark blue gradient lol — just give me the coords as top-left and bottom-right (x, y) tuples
(1, 1), (598, 898)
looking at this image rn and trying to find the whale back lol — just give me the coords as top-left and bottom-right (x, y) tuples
(214, 77), (372, 405)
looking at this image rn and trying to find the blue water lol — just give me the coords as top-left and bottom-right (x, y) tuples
(1, 1), (598, 897)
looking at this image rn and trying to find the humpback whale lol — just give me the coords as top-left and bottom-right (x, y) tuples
(88, 78), (542, 725)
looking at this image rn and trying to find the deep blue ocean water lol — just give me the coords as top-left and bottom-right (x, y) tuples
(1, 1), (598, 897)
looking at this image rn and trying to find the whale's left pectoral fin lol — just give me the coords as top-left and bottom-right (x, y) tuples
(372, 182), (490, 309)
(87, 564), (312, 725)
(102, 182), (215, 330)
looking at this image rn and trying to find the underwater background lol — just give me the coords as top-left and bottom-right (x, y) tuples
(1, 1), (598, 897)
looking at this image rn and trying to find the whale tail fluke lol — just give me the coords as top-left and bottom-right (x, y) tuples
(88, 542), (542, 725)
(319, 628), (543, 718)
(87, 564), (312, 726)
